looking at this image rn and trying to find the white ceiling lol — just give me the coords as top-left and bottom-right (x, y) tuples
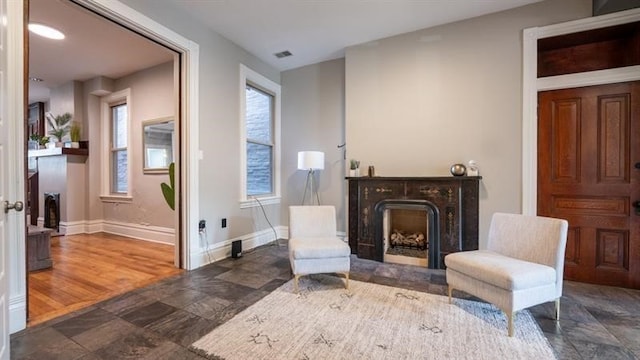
(29, 0), (543, 102)
(28, 0), (175, 102)
(166, 0), (543, 71)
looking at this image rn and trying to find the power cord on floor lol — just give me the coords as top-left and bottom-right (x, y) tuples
(252, 195), (281, 247)
(199, 227), (213, 263)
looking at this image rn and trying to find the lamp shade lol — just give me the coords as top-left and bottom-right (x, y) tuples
(297, 151), (324, 170)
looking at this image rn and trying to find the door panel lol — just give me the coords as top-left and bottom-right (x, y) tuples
(538, 82), (640, 289)
(0, 0), (10, 355)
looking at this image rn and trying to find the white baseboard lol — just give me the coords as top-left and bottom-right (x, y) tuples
(98, 220), (175, 245)
(9, 295), (26, 334)
(36, 218), (175, 245)
(189, 226), (287, 269)
(189, 227), (347, 269)
(85, 219), (103, 234)
(60, 221), (85, 235)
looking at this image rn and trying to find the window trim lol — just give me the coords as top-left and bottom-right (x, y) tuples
(100, 88), (133, 203)
(239, 64), (281, 208)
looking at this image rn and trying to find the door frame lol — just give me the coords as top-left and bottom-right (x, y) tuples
(76, 0), (200, 270)
(10, 0), (202, 333)
(521, 7), (640, 215)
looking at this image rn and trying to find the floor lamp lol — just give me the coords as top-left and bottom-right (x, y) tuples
(298, 151), (324, 205)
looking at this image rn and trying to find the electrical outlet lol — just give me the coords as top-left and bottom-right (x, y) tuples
(199, 220), (206, 231)
(221, 218), (227, 228)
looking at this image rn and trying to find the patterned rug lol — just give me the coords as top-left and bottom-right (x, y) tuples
(190, 275), (556, 360)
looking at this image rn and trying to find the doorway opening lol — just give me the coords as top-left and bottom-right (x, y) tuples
(25, 0), (185, 325)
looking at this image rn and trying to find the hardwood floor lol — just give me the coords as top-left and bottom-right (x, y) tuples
(27, 233), (183, 326)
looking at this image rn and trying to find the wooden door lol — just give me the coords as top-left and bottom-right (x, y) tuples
(538, 82), (640, 289)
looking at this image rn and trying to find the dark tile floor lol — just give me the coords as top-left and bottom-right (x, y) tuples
(11, 242), (640, 359)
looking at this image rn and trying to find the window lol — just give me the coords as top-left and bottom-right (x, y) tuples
(100, 89), (132, 202)
(240, 64), (281, 208)
(246, 85), (273, 196)
(111, 103), (128, 193)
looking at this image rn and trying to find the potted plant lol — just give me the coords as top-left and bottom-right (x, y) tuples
(349, 159), (360, 177)
(46, 112), (72, 145)
(69, 122), (81, 148)
(39, 135), (49, 148)
(28, 134), (40, 150)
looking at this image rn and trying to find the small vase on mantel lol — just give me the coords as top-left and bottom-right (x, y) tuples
(349, 168), (360, 177)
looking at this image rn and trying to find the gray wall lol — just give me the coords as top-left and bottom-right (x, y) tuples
(101, 62), (176, 227)
(344, 0), (592, 248)
(281, 59), (346, 231)
(119, 0), (282, 247)
(278, 0), (592, 243)
(120, 0), (593, 253)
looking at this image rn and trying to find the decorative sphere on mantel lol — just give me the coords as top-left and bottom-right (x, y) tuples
(450, 163), (466, 176)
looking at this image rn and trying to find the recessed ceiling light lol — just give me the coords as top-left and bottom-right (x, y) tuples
(29, 77), (43, 82)
(28, 23), (65, 40)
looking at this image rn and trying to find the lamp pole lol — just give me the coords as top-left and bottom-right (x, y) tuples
(301, 168), (321, 205)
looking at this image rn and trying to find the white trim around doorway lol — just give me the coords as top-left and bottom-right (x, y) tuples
(521, 7), (640, 216)
(77, 0), (200, 270)
(11, 0), (202, 334)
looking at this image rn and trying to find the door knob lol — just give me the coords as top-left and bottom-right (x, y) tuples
(3, 201), (23, 214)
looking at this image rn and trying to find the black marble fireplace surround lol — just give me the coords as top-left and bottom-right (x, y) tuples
(347, 176), (481, 269)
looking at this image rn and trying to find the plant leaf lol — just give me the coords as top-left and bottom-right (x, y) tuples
(161, 183), (175, 211)
(168, 162), (175, 189)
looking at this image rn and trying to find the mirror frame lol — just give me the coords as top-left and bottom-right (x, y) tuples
(142, 116), (175, 174)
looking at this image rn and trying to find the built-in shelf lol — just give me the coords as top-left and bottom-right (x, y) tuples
(28, 147), (88, 158)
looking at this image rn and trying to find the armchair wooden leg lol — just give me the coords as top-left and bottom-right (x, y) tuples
(448, 285), (453, 304)
(344, 272), (349, 290)
(507, 312), (515, 337)
(555, 299), (560, 321)
(294, 275), (300, 293)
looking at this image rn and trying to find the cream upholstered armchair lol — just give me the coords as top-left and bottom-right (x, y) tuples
(288, 206), (351, 292)
(445, 212), (568, 337)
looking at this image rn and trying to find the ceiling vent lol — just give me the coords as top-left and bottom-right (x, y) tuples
(274, 50), (292, 59)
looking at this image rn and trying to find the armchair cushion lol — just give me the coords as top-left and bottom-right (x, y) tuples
(289, 237), (351, 259)
(445, 250), (556, 291)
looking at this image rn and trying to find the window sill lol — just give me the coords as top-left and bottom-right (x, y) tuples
(100, 195), (133, 204)
(240, 196), (281, 209)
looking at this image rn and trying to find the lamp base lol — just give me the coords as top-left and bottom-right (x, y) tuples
(301, 169), (321, 205)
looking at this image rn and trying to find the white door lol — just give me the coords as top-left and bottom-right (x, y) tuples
(1, 0), (25, 356)
(0, 0), (9, 356)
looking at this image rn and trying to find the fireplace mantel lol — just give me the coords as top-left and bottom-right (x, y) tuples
(346, 176), (481, 268)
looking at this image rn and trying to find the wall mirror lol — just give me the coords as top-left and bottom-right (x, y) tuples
(143, 117), (174, 173)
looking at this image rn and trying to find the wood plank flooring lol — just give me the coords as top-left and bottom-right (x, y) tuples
(28, 232), (183, 326)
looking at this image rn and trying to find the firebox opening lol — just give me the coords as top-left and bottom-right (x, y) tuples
(44, 192), (60, 233)
(383, 208), (429, 267)
(374, 199), (440, 268)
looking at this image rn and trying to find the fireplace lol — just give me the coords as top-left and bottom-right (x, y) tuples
(347, 176), (481, 268)
(44, 192), (60, 232)
(375, 199), (439, 267)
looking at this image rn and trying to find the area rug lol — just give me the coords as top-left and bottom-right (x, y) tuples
(190, 275), (556, 360)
